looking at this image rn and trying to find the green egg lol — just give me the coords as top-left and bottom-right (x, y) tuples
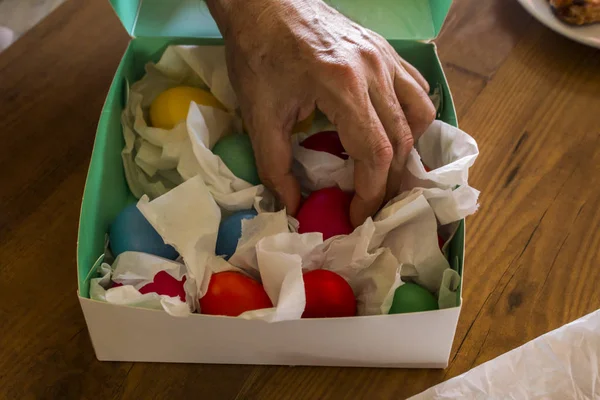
(388, 282), (439, 314)
(212, 134), (261, 185)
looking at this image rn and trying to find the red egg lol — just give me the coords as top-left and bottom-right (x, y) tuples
(302, 269), (357, 318)
(296, 187), (353, 240)
(422, 159), (432, 172)
(200, 271), (273, 317)
(300, 131), (348, 160)
(438, 234), (445, 250)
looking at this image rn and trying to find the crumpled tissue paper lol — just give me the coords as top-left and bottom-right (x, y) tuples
(89, 251), (195, 317)
(411, 309), (600, 399)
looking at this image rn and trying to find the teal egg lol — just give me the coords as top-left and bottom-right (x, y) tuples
(388, 283), (439, 314)
(212, 134), (261, 185)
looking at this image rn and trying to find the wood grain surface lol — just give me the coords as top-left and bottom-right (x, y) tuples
(1, 0), (599, 398)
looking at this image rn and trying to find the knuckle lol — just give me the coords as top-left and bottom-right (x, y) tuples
(411, 100), (436, 138)
(322, 58), (353, 77)
(421, 79), (431, 94)
(369, 139), (394, 168)
(384, 97), (406, 126)
(258, 171), (283, 189)
(390, 110), (405, 127)
(397, 132), (414, 157)
(359, 45), (381, 65)
(424, 101), (437, 125)
(361, 46), (388, 75)
(320, 58), (364, 90)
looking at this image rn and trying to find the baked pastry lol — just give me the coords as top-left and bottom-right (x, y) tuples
(549, 0), (600, 25)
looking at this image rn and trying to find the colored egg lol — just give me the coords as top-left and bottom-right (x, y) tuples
(241, 110), (315, 135)
(149, 86), (226, 130)
(438, 234), (445, 250)
(200, 271), (273, 316)
(422, 159), (432, 172)
(296, 187), (353, 240)
(300, 131), (348, 160)
(212, 134), (261, 185)
(292, 110), (316, 133)
(388, 282), (439, 314)
(216, 209), (258, 260)
(109, 204), (179, 260)
(302, 269), (356, 318)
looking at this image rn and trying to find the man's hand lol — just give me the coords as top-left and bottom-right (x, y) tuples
(207, 0), (436, 227)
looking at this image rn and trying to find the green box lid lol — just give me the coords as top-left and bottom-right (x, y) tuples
(109, 0), (452, 41)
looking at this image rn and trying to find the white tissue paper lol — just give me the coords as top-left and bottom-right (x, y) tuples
(89, 251), (194, 317)
(411, 309), (600, 399)
(137, 175), (222, 298)
(137, 175), (306, 322)
(291, 125), (354, 193)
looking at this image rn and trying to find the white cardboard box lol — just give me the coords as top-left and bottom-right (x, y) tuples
(77, 0), (464, 367)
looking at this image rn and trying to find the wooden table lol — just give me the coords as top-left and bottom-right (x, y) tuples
(1, 0), (599, 398)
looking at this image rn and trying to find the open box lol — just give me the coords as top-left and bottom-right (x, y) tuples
(77, 0), (465, 368)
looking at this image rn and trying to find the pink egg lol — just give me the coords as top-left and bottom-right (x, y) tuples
(300, 131), (348, 160)
(296, 187), (353, 240)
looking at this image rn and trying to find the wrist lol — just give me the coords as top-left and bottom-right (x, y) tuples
(207, 0), (309, 40)
(205, 0), (235, 38)
(206, 0), (272, 40)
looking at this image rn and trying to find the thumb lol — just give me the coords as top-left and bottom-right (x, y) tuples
(246, 109), (302, 216)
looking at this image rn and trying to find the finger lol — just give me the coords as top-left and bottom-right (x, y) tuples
(245, 104), (302, 216)
(320, 96), (392, 227)
(375, 36), (430, 93)
(393, 67), (436, 141)
(368, 73), (413, 202)
(398, 58), (430, 93)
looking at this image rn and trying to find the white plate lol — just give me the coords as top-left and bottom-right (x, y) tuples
(517, 0), (600, 48)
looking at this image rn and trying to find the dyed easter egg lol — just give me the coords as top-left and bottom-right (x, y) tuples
(109, 205), (178, 260)
(296, 187), (353, 240)
(149, 86), (226, 130)
(292, 110), (316, 133)
(300, 131), (348, 160)
(302, 269), (356, 318)
(215, 209), (258, 260)
(388, 283), (438, 314)
(241, 110), (315, 136)
(212, 134), (261, 185)
(438, 235), (445, 250)
(200, 271), (273, 316)
(139, 271), (187, 302)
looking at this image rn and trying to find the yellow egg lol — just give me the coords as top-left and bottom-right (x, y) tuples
(149, 86), (226, 130)
(292, 111), (315, 134)
(241, 110), (315, 134)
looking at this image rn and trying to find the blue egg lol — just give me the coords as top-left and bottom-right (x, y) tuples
(216, 209), (258, 260)
(109, 204), (179, 260)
